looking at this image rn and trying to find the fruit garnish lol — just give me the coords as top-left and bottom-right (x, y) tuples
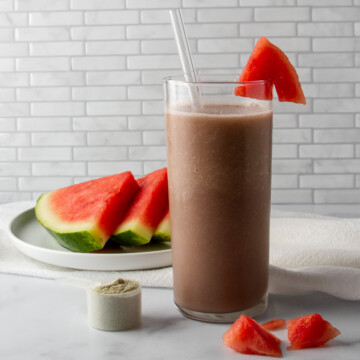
(287, 313), (340, 350)
(223, 315), (282, 358)
(262, 319), (286, 331)
(236, 36), (306, 104)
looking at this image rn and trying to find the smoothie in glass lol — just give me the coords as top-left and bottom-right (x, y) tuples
(164, 75), (273, 322)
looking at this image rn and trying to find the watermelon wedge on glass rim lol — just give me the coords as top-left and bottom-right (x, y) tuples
(35, 172), (140, 253)
(111, 168), (169, 246)
(235, 36), (306, 104)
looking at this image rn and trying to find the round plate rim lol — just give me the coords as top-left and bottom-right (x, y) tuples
(6, 208), (172, 271)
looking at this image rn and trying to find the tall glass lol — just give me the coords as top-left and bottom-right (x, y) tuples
(164, 75), (273, 323)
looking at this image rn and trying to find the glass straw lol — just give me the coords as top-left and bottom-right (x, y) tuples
(169, 9), (201, 104)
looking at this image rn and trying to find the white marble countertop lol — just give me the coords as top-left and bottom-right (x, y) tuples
(0, 273), (359, 360)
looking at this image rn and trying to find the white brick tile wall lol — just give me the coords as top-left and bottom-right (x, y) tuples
(0, 162), (31, 176)
(88, 161), (142, 176)
(197, 8), (252, 22)
(73, 146), (127, 161)
(255, 7), (310, 22)
(16, 0), (69, 11)
(18, 117), (71, 131)
(31, 102), (85, 116)
(18, 176), (73, 191)
(87, 131), (141, 145)
(86, 101), (141, 115)
(272, 174), (298, 189)
(0, 13), (27, 26)
(32, 162), (86, 176)
(71, 56), (126, 70)
(271, 189), (313, 204)
(0, 177), (17, 191)
(299, 114), (354, 128)
(129, 146), (166, 160)
(17, 87), (71, 101)
(0, 148), (16, 161)
(86, 40), (139, 55)
(0, 133), (30, 146)
(299, 144), (354, 159)
(298, 22), (353, 37)
(315, 190), (360, 204)
(72, 86), (126, 100)
(29, 12), (83, 26)
(30, 42), (84, 56)
(312, 38), (360, 52)
(298, 53), (354, 68)
(71, 26), (126, 40)
(0, 43), (28, 57)
(141, 9), (196, 24)
(71, 0), (125, 10)
(16, 57), (70, 71)
(312, 7), (360, 22)
(240, 22), (295, 37)
(18, 147), (72, 161)
(300, 175), (354, 189)
(0, 118), (16, 131)
(85, 11), (139, 25)
(0, 0), (359, 206)
(315, 160), (360, 174)
(73, 117), (127, 131)
(143, 161), (167, 174)
(0, 88), (16, 102)
(31, 132), (85, 146)
(16, 27), (70, 41)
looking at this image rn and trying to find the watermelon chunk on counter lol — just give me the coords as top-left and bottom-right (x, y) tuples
(152, 209), (171, 242)
(236, 36), (306, 104)
(35, 172), (140, 252)
(111, 168), (168, 246)
(287, 313), (340, 350)
(223, 315), (282, 358)
(262, 319), (286, 331)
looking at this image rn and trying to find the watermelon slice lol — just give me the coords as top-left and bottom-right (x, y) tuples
(223, 315), (282, 358)
(236, 36), (306, 104)
(111, 168), (168, 246)
(262, 319), (286, 331)
(152, 209), (171, 242)
(35, 172), (140, 252)
(287, 313), (341, 350)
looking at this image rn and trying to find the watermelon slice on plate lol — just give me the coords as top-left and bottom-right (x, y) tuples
(152, 209), (171, 242)
(235, 36), (306, 104)
(287, 313), (341, 350)
(111, 168), (168, 246)
(35, 172), (140, 253)
(223, 315), (282, 358)
(262, 319), (286, 331)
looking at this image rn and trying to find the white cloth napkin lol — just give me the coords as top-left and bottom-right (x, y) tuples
(1, 201), (360, 300)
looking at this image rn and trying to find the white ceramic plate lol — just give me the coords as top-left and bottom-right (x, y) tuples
(7, 208), (172, 271)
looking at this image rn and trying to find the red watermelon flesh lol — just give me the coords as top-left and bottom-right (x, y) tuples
(235, 37), (306, 104)
(262, 319), (286, 331)
(35, 172), (140, 252)
(111, 168), (168, 246)
(287, 313), (341, 350)
(223, 315), (282, 358)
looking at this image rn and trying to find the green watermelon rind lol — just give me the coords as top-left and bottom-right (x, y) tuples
(112, 218), (153, 246)
(110, 230), (150, 246)
(35, 193), (105, 253)
(151, 232), (171, 243)
(43, 227), (103, 253)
